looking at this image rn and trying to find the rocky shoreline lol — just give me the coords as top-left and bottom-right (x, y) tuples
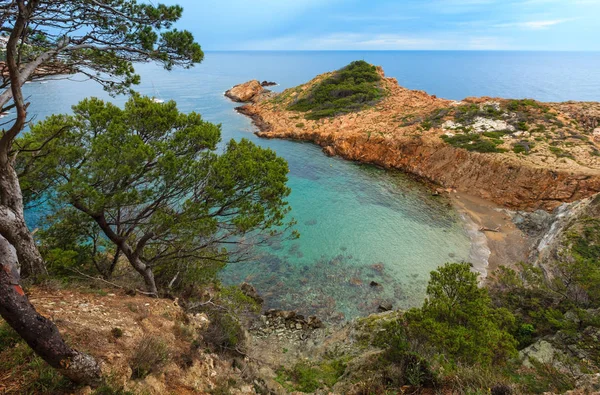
(226, 69), (600, 280)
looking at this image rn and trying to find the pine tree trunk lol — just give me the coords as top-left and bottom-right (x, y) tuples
(131, 256), (158, 296)
(0, 162), (47, 278)
(0, 236), (102, 385)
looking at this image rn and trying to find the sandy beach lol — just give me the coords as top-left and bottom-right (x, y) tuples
(450, 192), (531, 280)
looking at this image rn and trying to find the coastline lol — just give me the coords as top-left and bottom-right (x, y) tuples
(238, 103), (532, 280)
(449, 192), (530, 280)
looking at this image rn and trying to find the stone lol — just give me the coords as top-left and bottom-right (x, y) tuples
(323, 146), (336, 156)
(261, 81), (277, 87)
(377, 302), (393, 312)
(519, 340), (558, 368)
(225, 80), (264, 102)
(240, 282), (264, 304)
(369, 281), (380, 287)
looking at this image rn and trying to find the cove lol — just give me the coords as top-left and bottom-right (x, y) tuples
(22, 51), (599, 321)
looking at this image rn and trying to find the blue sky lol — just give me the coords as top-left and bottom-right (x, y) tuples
(166, 0), (600, 50)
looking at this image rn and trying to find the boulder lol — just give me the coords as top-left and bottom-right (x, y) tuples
(240, 282), (264, 305)
(261, 81), (277, 87)
(225, 80), (264, 102)
(377, 302), (393, 312)
(322, 146), (336, 156)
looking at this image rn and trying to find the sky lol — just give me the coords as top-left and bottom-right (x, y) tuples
(165, 0), (600, 51)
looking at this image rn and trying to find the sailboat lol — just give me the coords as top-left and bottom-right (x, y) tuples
(151, 82), (164, 103)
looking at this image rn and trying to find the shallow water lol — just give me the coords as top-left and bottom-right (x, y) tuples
(21, 51), (600, 321)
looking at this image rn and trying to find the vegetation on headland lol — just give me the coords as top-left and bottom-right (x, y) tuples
(426, 99), (597, 159)
(287, 60), (385, 120)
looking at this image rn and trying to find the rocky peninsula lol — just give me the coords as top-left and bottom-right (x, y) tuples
(228, 63), (600, 212)
(226, 61), (600, 273)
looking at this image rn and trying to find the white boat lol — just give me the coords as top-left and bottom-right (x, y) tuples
(151, 82), (164, 103)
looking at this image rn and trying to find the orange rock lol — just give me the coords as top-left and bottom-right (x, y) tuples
(225, 80), (263, 102)
(234, 67), (600, 211)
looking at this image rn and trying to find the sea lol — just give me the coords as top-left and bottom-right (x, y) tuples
(21, 51), (600, 321)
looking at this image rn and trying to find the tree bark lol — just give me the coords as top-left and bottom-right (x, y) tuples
(0, 0), (47, 278)
(84, 210), (159, 295)
(0, 236), (102, 385)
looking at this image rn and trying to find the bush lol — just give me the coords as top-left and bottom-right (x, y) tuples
(441, 134), (506, 153)
(404, 263), (517, 367)
(203, 310), (246, 353)
(288, 60), (384, 120)
(275, 359), (347, 393)
(130, 336), (170, 379)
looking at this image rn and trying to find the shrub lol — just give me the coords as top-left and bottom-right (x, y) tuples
(275, 359), (347, 393)
(288, 60), (384, 120)
(404, 263), (517, 367)
(203, 310), (245, 353)
(130, 336), (170, 379)
(441, 134), (506, 153)
(111, 327), (123, 339)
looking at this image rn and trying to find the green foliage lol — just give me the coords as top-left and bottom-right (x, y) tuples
(130, 336), (170, 379)
(512, 141), (534, 154)
(197, 285), (258, 353)
(441, 133), (506, 153)
(404, 263), (517, 367)
(202, 310), (245, 352)
(549, 146), (574, 159)
(0, 321), (21, 352)
(111, 328), (124, 339)
(9, 1), (203, 95)
(482, 130), (511, 139)
(19, 95), (294, 292)
(275, 359), (347, 393)
(454, 103), (505, 124)
(288, 60), (384, 120)
(25, 356), (73, 393)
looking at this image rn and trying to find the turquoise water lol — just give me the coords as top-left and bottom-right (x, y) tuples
(21, 51), (600, 321)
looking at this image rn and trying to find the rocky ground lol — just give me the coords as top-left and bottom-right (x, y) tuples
(0, 286), (257, 394)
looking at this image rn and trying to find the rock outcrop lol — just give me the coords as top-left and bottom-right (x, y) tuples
(229, 67), (600, 212)
(225, 80), (264, 102)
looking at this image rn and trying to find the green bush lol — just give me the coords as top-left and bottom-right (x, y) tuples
(441, 134), (506, 153)
(404, 263), (517, 367)
(275, 359), (347, 393)
(130, 336), (170, 379)
(203, 310), (245, 352)
(288, 60), (384, 120)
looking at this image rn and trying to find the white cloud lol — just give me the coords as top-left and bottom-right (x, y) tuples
(494, 19), (572, 30)
(241, 32), (513, 50)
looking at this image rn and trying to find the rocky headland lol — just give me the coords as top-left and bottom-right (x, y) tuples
(227, 63), (600, 279)
(228, 65), (600, 213)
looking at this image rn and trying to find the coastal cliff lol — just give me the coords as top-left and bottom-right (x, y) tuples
(230, 64), (600, 211)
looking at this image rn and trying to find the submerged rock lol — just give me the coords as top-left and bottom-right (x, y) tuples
(377, 302), (393, 312)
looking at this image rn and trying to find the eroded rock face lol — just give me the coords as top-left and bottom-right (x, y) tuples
(225, 80), (264, 102)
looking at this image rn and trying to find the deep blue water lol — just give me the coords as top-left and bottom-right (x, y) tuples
(20, 51), (600, 321)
